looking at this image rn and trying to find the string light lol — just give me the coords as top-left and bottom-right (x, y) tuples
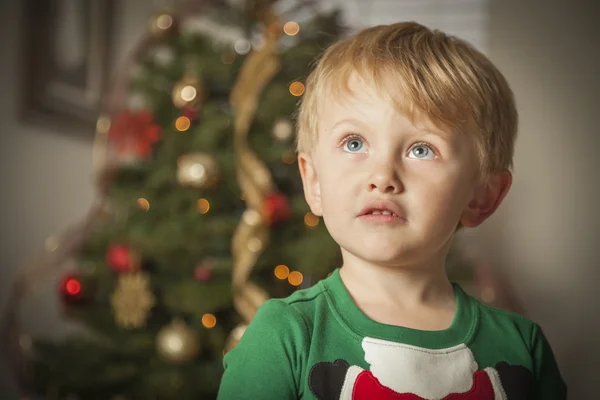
(288, 271), (303, 287)
(156, 14), (173, 31)
(65, 278), (81, 296)
(137, 198), (150, 211)
(202, 313), (217, 328)
(180, 86), (197, 102)
(274, 265), (290, 280)
(289, 81), (305, 96)
(283, 21), (300, 36)
(175, 116), (191, 132)
(282, 149), (297, 164)
(304, 212), (319, 228)
(197, 198), (210, 214)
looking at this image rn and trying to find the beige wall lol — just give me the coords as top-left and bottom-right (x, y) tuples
(0, 0), (155, 396)
(480, 0), (600, 397)
(1, 0), (598, 397)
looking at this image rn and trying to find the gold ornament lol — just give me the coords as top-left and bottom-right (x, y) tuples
(156, 319), (200, 364)
(224, 323), (248, 355)
(110, 271), (156, 329)
(177, 153), (220, 189)
(272, 118), (294, 142)
(172, 75), (204, 109)
(149, 12), (177, 37)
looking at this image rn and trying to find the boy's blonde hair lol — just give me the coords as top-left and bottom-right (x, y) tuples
(296, 21), (517, 176)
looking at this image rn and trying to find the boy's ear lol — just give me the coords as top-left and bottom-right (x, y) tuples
(460, 170), (512, 228)
(298, 152), (323, 217)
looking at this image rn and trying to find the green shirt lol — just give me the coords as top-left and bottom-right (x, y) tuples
(218, 269), (566, 399)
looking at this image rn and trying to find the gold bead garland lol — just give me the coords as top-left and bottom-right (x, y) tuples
(226, 8), (283, 351)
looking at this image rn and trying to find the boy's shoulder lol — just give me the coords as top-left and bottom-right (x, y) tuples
(264, 278), (329, 314)
(254, 276), (331, 331)
(461, 285), (542, 345)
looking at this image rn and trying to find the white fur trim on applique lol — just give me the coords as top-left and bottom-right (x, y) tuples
(339, 365), (364, 400)
(484, 367), (507, 400)
(361, 338), (479, 399)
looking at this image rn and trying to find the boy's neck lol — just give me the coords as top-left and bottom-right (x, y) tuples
(338, 252), (456, 331)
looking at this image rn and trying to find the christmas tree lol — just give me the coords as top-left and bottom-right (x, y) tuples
(1, 1), (524, 399)
(19, 1), (346, 398)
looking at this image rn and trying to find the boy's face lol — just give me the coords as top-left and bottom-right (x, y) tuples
(298, 75), (511, 268)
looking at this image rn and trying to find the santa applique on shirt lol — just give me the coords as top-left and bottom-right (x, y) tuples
(309, 337), (532, 400)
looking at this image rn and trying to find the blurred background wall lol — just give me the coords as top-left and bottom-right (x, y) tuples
(0, 0), (598, 398)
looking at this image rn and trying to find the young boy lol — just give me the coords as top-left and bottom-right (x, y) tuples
(217, 22), (566, 399)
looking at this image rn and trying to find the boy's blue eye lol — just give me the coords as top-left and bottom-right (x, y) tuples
(344, 138), (365, 153)
(409, 144), (435, 159)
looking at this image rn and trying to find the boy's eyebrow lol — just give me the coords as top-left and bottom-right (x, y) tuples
(418, 127), (452, 139)
(329, 118), (366, 132)
(330, 118), (451, 140)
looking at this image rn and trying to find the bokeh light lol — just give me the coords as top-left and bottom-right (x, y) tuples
(137, 198), (150, 211)
(289, 81), (305, 96)
(283, 21), (300, 36)
(197, 198), (210, 214)
(304, 212), (319, 228)
(175, 116), (191, 132)
(65, 278), (81, 296)
(202, 313), (217, 329)
(274, 265), (290, 280)
(288, 271), (303, 286)
(282, 149), (297, 164)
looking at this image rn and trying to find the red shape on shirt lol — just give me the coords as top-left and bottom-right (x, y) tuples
(352, 369), (495, 400)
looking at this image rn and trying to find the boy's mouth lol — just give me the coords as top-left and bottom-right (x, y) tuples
(364, 210), (399, 216)
(358, 200), (406, 222)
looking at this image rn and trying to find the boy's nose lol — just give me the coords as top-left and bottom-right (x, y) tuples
(367, 167), (403, 194)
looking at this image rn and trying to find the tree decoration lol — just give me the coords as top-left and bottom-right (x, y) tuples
(60, 273), (85, 303)
(226, 13), (282, 351)
(155, 319), (200, 364)
(272, 118), (294, 142)
(149, 12), (177, 38)
(194, 260), (214, 282)
(172, 75), (205, 109)
(177, 153), (220, 189)
(108, 110), (161, 159)
(263, 192), (291, 225)
(106, 244), (140, 273)
(110, 271), (156, 329)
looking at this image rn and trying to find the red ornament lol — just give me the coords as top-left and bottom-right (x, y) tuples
(108, 110), (162, 158)
(106, 244), (139, 273)
(194, 262), (214, 282)
(263, 192), (292, 225)
(59, 274), (84, 302)
(182, 106), (199, 121)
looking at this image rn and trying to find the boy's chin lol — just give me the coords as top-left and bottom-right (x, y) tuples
(342, 241), (424, 268)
